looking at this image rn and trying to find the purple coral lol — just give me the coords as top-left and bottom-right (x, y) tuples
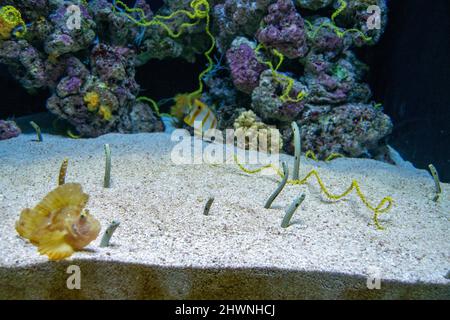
(256, 0), (308, 59)
(56, 76), (82, 98)
(302, 51), (371, 104)
(251, 70), (307, 122)
(44, 3), (96, 57)
(0, 120), (21, 140)
(0, 0), (391, 162)
(213, 0), (273, 51)
(0, 40), (47, 92)
(47, 43), (163, 137)
(226, 40), (267, 94)
(307, 18), (346, 55)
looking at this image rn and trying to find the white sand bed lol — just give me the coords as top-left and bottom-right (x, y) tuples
(0, 133), (449, 299)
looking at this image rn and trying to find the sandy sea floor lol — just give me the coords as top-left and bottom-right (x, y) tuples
(0, 133), (449, 299)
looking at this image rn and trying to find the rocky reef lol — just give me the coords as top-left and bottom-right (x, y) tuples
(0, 0), (392, 160)
(0, 119), (21, 140)
(0, 0), (164, 137)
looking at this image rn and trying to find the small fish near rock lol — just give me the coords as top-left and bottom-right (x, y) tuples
(16, 183), (101, 261)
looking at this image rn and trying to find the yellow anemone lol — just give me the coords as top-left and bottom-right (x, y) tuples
(84, 92), (100, 112)
(98, 105), (112, 121)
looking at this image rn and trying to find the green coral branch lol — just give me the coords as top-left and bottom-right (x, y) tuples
(331, 0), (347, 24)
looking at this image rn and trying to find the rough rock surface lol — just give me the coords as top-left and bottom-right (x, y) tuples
(0, 0), (391, 159)
(226, 37), (267, 94)
(0, 0), (164, 136)
(296, 0), (333, 10)
(256, 0), (309, 59)
(251, 70), (307, 123)
(0, 120), (21, 140)
(295, 103), (393, 159)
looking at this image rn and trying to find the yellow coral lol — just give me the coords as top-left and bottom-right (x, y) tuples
(305, 150), (344, 162)
(234, 110), (283, 153)
(0, 5), (26, 40)
(84, 91), (100, 112)
(98, 105), (112, 121)
(84, 92), (112, 121)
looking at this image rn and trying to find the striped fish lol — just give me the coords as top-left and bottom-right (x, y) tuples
(184, 99), (217, 136)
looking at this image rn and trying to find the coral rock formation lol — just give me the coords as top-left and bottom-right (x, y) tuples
(234, 110), (283, 152)
(296, 0), (333, 10)
(226, 37), (267, 94)
(0, 0), (392, 160)
(257, 0), (308, 59)
(0, 1), (163, 137)
(0, 119), (21, 140)
(287, 103), (392, 159)
(252, 70), (307, 122)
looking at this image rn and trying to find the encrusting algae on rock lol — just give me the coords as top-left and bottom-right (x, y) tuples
(15, 183), (100, 261)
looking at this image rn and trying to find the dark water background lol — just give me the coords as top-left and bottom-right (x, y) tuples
(368, 0), (450, 183)
(0, 0), (449, 182)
